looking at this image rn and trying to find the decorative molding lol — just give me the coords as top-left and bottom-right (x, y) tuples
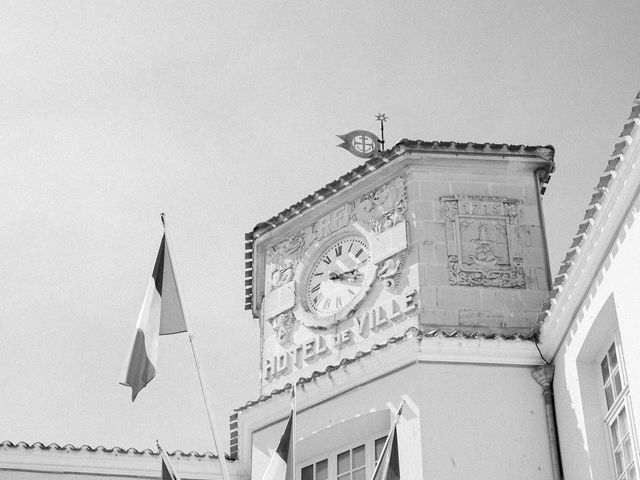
(441, 195), (525, 288)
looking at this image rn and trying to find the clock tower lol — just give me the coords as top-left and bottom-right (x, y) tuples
(237, 139), (557, 480)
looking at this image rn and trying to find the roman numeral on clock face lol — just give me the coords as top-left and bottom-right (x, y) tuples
(312, 292), (324, 306)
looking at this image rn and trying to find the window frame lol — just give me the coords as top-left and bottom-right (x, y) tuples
(599, 337), (640, 480)
(297, 429), (389, 480)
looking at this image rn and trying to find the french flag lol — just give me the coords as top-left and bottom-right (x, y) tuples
(120, 234), (188, 401)
(262, 412), (294, 480)
(372, 426), (400, 480)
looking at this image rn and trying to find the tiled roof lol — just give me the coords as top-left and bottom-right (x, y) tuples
(244, 140), (556, 310)
(535, 94), (640, 329)
(0, 440), (218, 459)
(233, 326), (535, 413)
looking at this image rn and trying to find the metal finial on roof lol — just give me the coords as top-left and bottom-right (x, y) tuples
(375, 113), (388, 151)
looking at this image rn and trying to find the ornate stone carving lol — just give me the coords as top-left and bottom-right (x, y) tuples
(377, 252), (407, 289)
(266, 230), (310, 291)
(448, 255), (525, 288)
(270, 310), (296, 346)
(441, 196), (525, 288)
(354, 176), (406, 234)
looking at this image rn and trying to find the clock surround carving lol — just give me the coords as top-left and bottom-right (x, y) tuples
(262, 176), (410, 332)
(377, 252), (407, 289)
(441, 195), (525, 288)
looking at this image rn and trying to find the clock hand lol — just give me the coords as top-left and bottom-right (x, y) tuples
(340, 258), (369, 275)
(339, 261), (368, 277)
(329, 276), (363, 286)
(329, 270), (363, 282)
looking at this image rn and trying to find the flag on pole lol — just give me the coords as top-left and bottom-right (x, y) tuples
(120, 234), (188, 401)
(371, 426), (400, 480)
(158, 442), (182, 480)
(261, 411), (294, 480)
(370, 401), (404, 480)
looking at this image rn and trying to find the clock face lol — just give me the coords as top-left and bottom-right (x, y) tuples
(305, 235), (370, 317)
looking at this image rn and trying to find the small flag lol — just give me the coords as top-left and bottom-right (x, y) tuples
(261, 411), (294, 480)
(371, 426), (400, 480)
(337, 130), (381, 158)
(158, 442), (182, 480)
(120, 234), (188, 401)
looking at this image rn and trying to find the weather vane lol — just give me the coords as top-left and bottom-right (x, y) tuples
(336, 113), (389, 159)
(376, 113), (388, 151)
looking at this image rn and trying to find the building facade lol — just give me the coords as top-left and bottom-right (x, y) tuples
(3, 93), (639, 480)
(238, 140), (557, 480)
(539, 97), (640, 480)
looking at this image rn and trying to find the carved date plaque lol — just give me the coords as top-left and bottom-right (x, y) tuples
(440, 196), (525, 288)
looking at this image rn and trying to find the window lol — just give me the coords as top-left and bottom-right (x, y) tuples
(337, 445), (365, 480)
(601, 341), (639, 480)
(299, 433), (388, 480)
(602, 343), (624, 410)
(374, 436), (387, 462)
(302, 459), (328, 480)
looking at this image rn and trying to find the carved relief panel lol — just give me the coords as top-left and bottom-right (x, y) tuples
(441, 196), (525, 288)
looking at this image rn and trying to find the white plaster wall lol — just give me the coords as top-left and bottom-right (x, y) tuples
(552, 196), (640, 480)
(250, 362), (552, 480)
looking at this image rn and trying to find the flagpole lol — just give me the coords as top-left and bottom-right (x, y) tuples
(157, 440), (182, 480)
(369, 400), (405, 480)
(292, 382), (297, 480)
(161, 214), (232, 480)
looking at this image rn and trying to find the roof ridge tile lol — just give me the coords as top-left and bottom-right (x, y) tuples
(0, 440), (217, 459)
(536, 90), (640, 330)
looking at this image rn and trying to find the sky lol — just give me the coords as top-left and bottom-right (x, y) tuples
(1, 0), (639, 456)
